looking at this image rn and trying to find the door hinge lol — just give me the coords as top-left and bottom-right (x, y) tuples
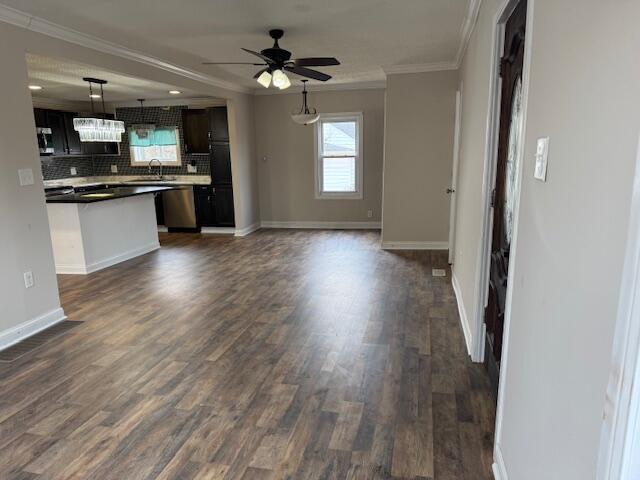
(498, 58), (506, 78)
(490, 188), (497, 207)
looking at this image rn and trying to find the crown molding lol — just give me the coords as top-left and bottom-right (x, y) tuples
(382, 61), (458, 75)
(0, 3), (252, 95)
(111, 97), (226, 108)
(455, 0), (483, 66)
(253, 79), (387, 96)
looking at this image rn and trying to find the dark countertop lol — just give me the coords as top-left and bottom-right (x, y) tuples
(46, 186), (176, 204)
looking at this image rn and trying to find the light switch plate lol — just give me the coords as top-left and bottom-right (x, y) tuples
(534, 137), (549, 181)
(23, 271), (34, 289)
(187, 164), (197, 173)
(111, 164), (118, 173)
(70, 167), (77, 176)
(18, 168), (34, 186)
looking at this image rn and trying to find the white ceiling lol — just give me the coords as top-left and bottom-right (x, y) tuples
(5, 0), (473, 90)
(26, 54), (212, 102)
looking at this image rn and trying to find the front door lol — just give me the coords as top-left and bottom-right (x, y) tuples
(484, 0), (527, 396)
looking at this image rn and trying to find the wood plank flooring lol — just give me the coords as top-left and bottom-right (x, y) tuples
(0, 230), (495, 479)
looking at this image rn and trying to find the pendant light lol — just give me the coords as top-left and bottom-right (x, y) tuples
(73, 78), (125, 142)
(131, 99), (155, 140)
(291, 80), (319, 125)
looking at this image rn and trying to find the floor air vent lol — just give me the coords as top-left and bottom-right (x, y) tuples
(0, 320), (82, 362)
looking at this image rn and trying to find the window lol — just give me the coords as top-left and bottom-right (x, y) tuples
(315, 113), (363, 199)
(129, 126), (182, 166)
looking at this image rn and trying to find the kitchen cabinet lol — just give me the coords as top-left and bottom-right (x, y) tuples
(194, 186), (216, 227)
(211, 143), (232, 185)
(182, 109), (209, 154)
(209, 107), (229, 142)
(45, 110), (68, 155)
(213, 185), (235, 226)
(63, 113), (83, 155)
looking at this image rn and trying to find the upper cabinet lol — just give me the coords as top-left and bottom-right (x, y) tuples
(182, 109), (210, 154)
(209, 107), (229, 142)
(33, 108), (120, 156)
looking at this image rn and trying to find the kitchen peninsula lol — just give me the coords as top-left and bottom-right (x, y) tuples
(46, 185), (174, 274)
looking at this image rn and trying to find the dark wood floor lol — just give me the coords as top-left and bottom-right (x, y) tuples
(0, 230), (494, 479)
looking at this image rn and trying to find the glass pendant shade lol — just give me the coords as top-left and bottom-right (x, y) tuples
(73, 117), (125, 142)
(291, 80), (319, 125)
(272, 69), (290, 89)
(257, 70), (272, 88)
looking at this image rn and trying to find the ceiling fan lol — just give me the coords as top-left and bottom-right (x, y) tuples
(202, 29), (340, 90)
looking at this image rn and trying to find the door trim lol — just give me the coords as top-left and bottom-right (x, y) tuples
(448, 89), (462, 264)
(597, 134), (640, 480)
(469, 0), (535, 475)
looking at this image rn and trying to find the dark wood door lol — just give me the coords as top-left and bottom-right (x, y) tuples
(182, 109), (209, 154)
(63, 112), (83, 155)
(194, 186), (216, 227)
(45, 110), (68, 155)
(484, 0), (527, 395)
(211, 143), (232, 185)
(208, 107), (229, 142)
(213, 186), (235, 227)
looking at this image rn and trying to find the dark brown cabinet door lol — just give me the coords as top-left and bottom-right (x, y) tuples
(194, 186), (216, 227)
(45, 110), (68, 154)
(213, 186), (235, 227)
(182, 109), (209, 154)
(208, 107), (229, 142)
(211, 143), (232, 185)
(484, 0), (527, 396)
(63, 113), (83, 155)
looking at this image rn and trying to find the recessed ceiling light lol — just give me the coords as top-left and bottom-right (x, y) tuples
(89, 94), (101, 99)
(28, 85), (43, 91)
(169, 90), (182, 95)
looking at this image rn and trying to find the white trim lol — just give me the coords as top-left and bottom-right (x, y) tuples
(383, 62), (458, 75)
(234, 222), (261, 237)
(455, 0), (484, 66)
(129, 126), (182, 167)
(261, 221), (381, 230)
(254, 80), (387, 95)
(381, 241), (448, 250)
(55, 241), (159, 274)
(492, 443), (509, 480)
(0, 4), (251, 95)
(112, 97), (226, 109)
(448, 89), (463, 264)
(200, 227), (235, 235)
(597, 135), (640, 480)
(314, 112), (364, 200)
(157, 225), (168, 233)
(452, 272), (473, 355)
(0, 307), (67, 352)
(492, 0), (536, 465)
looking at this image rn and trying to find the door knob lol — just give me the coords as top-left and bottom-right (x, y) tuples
(446, 187), (456, 194)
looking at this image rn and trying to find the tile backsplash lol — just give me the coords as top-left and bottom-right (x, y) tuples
(40, 105), (211, 181)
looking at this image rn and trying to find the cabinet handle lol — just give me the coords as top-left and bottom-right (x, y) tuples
(212, 187), (215, 193)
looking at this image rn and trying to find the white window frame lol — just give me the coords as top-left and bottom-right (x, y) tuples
(129, 126), (183, 167)
(314, 112), (363, 200)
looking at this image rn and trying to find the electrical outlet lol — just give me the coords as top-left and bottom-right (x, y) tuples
(23, 271), (34, 289)
(70, 167), (77, 176)
(187, 164), (197, 173)
(18, 168), (34, 186)
(111, 164), (118, 173)
(367, 210), (373, 218)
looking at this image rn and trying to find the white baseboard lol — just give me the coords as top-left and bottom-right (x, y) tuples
(157, 225), (168, 233)
(201, 227), (235, 235)
(56, 242), (160, 275)
(492, 443), (508, 480)
(381, 241), (448, 250)
(261, 221), (381, 230)
(235, 222), (261, 237)
(452, 272), (473, 356)
(0, 307), (67, 352)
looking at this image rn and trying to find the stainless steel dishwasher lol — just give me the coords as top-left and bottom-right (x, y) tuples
(162, 186), (197, 229)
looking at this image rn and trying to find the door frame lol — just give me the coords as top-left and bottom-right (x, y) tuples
(448, 88), (463, 264)
(597, 134), (640, 480)
(470, 0), (535, 476)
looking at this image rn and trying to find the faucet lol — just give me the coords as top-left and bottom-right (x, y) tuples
(148, 158), (163, 180)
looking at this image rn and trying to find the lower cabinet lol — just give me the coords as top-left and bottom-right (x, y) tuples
(194, 185), (235, 228)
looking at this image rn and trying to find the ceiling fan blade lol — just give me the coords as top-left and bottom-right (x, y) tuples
(253, 68), (269, 79)
(202, 62), (266, 65)
(293, 57), (340, 67)
(284, 65), (332, 82)
(241, 48), (274, 64)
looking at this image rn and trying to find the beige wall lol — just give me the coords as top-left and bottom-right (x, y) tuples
(255, 88), (384, 224)
(453, 0), (640, 477)
(0, 26), (64, 338)
(382, 71), (457, 246)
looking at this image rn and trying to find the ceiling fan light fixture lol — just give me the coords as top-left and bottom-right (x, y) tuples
(272, 69), (290, 89)
(256, 70), (272, 88)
